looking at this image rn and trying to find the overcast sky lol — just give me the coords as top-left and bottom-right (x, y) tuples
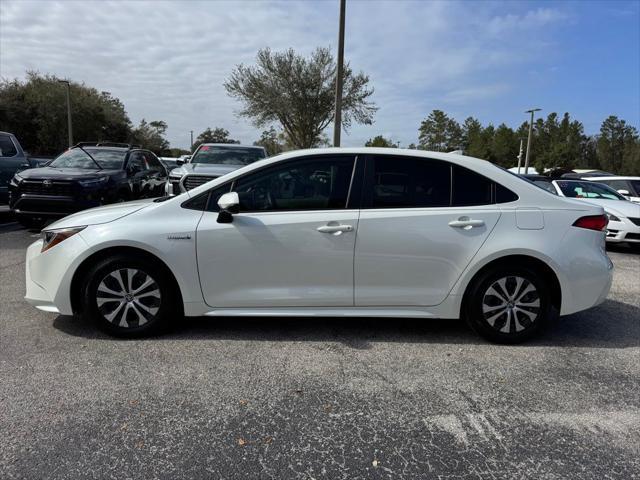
(1, 0), (639, 149)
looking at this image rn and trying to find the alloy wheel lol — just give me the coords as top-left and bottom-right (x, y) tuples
(481, 276), (541, 334)
(96, 268), (161, 328)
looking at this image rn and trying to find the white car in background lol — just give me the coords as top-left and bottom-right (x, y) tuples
(552, 179), (640, 249)
(586, 176), (640, 204)
(24, 148), (613, 343)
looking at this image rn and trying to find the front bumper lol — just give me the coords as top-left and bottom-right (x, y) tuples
(605, 218), (640, 243)
(24, 233), (89, 315)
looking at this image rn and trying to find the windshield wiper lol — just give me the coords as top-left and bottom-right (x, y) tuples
(77, 146), (103, 170)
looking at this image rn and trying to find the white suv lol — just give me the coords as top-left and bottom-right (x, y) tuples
(25, 148), (613, 343)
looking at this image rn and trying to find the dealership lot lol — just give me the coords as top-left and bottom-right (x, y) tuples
(1, 217), (638, 479)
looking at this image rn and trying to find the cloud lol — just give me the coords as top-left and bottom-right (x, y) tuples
(1, 0), (572, 148)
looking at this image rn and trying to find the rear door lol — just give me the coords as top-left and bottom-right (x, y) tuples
(354, 155), (502, 306)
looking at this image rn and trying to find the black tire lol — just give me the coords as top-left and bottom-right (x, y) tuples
(17, 215), (47, 230)
(81, 254), (179, 338)
(464, 265), (552, 344)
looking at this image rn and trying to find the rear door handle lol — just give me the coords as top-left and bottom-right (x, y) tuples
(317, 223), (354, 234)
(448, 217), (485, 229)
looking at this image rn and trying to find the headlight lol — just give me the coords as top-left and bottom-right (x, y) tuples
(169, 172), (184, 180)
(11, 173), (24, 185)
(79, 176), (109, 187)
(606, 212), (621, 222)
(41, 226), (86, 252)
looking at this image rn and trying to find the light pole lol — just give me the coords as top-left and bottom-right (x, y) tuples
(58, 80), (73, 148)
(190, 130), (193, 151)
(524, 108), (541, 174)
(516, 138), (524, 174)
(333, 0), (346, 147)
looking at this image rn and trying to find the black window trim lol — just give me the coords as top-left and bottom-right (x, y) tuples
(181, 153), (362, 213)
(361, 154), (518, 209)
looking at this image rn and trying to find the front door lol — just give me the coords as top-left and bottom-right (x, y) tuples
(196, 155), (359, 307)
(354, 155), (501, 306)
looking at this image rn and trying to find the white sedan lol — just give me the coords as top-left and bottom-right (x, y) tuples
(24, 148), (613, 343)
(551, 179), (640, 250)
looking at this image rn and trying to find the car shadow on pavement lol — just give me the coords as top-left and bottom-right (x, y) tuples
(52, 299), (639, 349)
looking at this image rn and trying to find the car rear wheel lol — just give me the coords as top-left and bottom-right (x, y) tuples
(81, 254), (178, 337)
(465, 266), (551, 344)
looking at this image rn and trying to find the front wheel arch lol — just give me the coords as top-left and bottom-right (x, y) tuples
(70, 246), (184, 317)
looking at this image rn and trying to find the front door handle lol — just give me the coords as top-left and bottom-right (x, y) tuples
(448, 217), (485, 229)
(317, 223), (354, 235)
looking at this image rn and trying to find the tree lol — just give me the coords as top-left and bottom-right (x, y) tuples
(192, 127), (239, 151)
(364, 135), (398, 148)
(0, 71), (131, 155)
(418, 110), (462, 152)
(224, 47), (377, 149)
(130, 119), (169, 153)
(597, 116), (639, 174)
(253, 127), (285, 156)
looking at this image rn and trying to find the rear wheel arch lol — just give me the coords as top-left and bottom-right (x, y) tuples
(70, 246), (184, 316)
(461, 254), (562, 314)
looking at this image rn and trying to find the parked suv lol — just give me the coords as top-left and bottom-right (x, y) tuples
(0, 131), (48, 204)
(166, 144), (266, 195)
(9, 142), (168, 228)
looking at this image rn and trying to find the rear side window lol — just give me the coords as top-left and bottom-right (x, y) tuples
(0, 135), (18, 157)
(452, 165), (492, 206)
(370, 156), (451, 208)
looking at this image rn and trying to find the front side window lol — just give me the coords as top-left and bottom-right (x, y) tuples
(233, 156), (355, 212)
(49, 148), (126, 169)
(556, 181), (626, 200)
(628, 180), (640, 196)
(370, 156), (451, 208)
(0, 135), (18, 157)
(191, 145), (266, 166)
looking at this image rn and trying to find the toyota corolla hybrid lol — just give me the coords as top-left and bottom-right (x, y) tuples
(24, 148), (613, 343)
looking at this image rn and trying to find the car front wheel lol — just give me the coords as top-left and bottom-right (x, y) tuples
(81, 254), (178, 337)
(465, 266), (552, 344)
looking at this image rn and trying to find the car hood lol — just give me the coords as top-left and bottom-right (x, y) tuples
(578, 198), (640, 218)
(171, 163), (242, 177)
(45, 198), (157, 230)
(17, 166), (121, 180)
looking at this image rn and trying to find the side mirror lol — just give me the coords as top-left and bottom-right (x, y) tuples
(176, 159), (185, 165)
(617, 189), (630, 196)
(217, 191), (240, 223)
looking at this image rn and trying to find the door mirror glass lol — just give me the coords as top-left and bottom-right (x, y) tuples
(617, 189), (630, 196)
(217, 191), (240, 223)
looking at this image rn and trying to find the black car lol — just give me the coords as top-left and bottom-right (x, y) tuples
(520, 174), (558, 194)
(9, 142), (168, 228)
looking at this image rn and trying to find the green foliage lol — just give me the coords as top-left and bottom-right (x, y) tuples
(597, 116), (639, 175)
(365, 135), (398, 148)
(130, 119), (169, 154)
(192, 127), (239, 151)
(418, 110), (463, 152)
(253, 127), (286, 156)
(413, 109), (639, 174)
(225, 47), (377, 149)
(0, 72), (132, 155)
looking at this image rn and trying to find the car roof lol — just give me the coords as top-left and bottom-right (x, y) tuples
(588, 176), (640, 180)
(199, 143), (265, 149)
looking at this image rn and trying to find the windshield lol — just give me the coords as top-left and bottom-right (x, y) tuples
(556, 180), (626, 200)
(191, 146), (266, 166)
(48, 148), (126, 169)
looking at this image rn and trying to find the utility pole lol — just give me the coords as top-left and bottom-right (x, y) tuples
(58, 80), (73, 147)
(516, 138), (524, 174)
(524, 108), (541, 174)
(190, 130), (194, 151)
(333, 0), (346, 147)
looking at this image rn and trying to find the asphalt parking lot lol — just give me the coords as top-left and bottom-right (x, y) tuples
(1, 215), (639, 480)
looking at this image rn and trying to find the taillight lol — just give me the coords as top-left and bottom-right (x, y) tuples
(572, 215), (608, 231)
